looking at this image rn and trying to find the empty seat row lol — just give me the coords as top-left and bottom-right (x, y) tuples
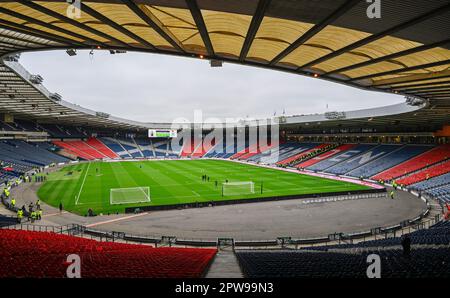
(307, 144), (377, 172)
(373, 144), (450, 181)
(52, 138), (121, 160)
(0, 229), (217, 278)
(236, 247), (450, 278)
(276, 143), (326, 165)
(348, 145), (433, 179)
(409, 172), (450, 191)
(326, 144), (402, 176)
(396, 160), (450, 186)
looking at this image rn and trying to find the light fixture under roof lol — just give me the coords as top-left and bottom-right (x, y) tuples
(210, 59), (223, 67)
(66, 49), (77, 56)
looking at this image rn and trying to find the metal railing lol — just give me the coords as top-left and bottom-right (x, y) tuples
(0, 193), (445, 250)
(1, 223), (76, 234)
(1, 211), (444, 250)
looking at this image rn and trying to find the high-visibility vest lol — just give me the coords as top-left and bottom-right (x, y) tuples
(11, 199), (15, 206)
(17, 210), (23, 218)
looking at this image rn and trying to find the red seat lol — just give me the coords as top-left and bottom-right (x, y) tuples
(373, 144), (450, 181)
(85, 138), (119, 159)
(53, 141), (96, 160)
(396, 159), (450, 186)
(0, 230), (217, 278)
(192, 140), (216, 157)
(238, 143), (273, 160)
(230, 144), (258, 160)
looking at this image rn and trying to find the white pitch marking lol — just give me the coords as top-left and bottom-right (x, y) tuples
(75, 162), (91, 206)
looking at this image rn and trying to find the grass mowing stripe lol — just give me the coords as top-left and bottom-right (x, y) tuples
(38, 159), (371, 215)
(140, 160), (202, 202)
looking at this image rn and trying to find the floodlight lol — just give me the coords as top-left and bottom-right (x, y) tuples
(66, 49), (77, 56)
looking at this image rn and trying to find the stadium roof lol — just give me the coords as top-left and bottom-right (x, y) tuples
(0, 59), (149, 129)
(0, 0), (449, 132)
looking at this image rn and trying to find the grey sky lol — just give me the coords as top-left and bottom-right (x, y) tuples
(20, 50), (403, 123)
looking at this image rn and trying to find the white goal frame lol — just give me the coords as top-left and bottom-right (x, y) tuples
(222, 181), (255, 196)
(110, 187), (151, 205)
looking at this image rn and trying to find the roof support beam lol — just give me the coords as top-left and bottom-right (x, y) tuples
(0, 40), (23, 49)
(270, 0), (360, 66)
(428, 95), (450, 99)
(350, 59), (450, 82)
(79, 2), (156, 50)
(0, 46), (23, 53)
(392, 80), (450, 90)
(372, 70), (450, 87)
(415, 90), (450, 96)
(405, 85), (450, 93)
(239, 0), (271, 62)
(16, 0), (131, 48)
(0, 7), (103, 47)
(0, 20), (76, 46)
(299, 3), (450, 69)
(326, 39), (450, 75)
(121, 0), (185, 52)
(186, 0), (214, 56)
(0, 32), (48, 46)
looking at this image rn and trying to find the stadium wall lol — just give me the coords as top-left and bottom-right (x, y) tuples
(124, 188), (386, 213)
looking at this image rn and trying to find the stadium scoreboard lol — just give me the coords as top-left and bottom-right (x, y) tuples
(148, 129), (177, 138)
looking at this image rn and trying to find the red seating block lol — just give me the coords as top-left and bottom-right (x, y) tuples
(192, 140), (216, 157)
(373, 144), (450, 181)
(0, 230), (216, 278)
(396, 159), (450, 186)
(238, 144), (273, 160)
(53, 141), (96, 160)
(53, 139), (115, 160)
(85, 138), (119, 159)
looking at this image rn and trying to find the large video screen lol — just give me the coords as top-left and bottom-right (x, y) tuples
(148, 129), (177, 138)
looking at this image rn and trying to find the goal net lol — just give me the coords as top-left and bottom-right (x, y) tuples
(222, 181), (255, 196)
(110, 187), (151, 205)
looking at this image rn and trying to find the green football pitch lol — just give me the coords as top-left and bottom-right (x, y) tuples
(37, 159), (370, 215)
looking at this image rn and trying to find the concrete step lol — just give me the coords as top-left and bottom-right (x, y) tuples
(206, 250), (243, 278)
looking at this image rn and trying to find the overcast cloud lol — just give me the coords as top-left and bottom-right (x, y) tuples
(20, 50), (403, 123)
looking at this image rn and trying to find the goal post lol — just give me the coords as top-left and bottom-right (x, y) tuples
(222, 181), (255, 196)
(110, 187), (151, 205)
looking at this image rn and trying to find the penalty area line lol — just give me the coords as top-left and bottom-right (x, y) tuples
(75, 162), (91, 206)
